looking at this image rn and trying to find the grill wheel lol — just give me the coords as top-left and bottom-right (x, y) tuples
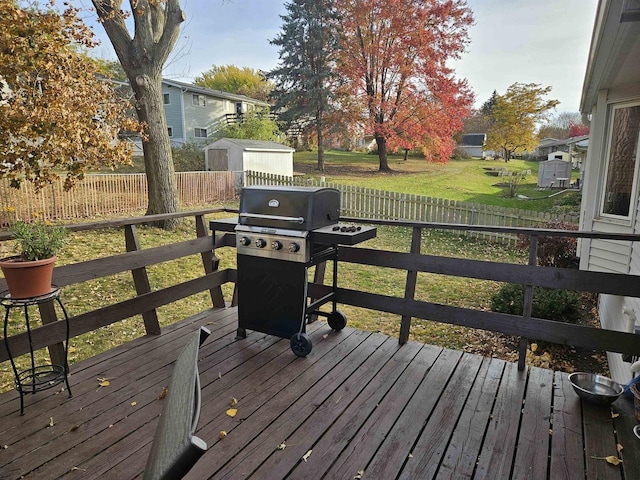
(290, 333), (312, 357)
(327, 310), (347, 331)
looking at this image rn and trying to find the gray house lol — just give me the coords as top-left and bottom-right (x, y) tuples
(162, 79), (269, 145)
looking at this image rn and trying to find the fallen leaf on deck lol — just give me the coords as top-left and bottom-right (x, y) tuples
(70, 466), (86, 472)
(49, 417), (54, 427)
(302, 450), (312, 462)
(68, 425), (80, 433)
(591, 455), (622, 465)
(617, 443), (623, 452)
(131, 401), (137, 407)
(611, 413), (620, 418)
(3, 445), (8, 449)
(219, 431), (227, 439)
(354, 470), (365, 479)
(549, 429), (553, 435)
(158, 387), (168, 400)
(226, 408), (238, 418)
(218, 372), (222, 379)
(230, 397), (238, 407)
(408, 453), (413, 458)
(277, 441), (286, 451)
(323, 334), (329, 339)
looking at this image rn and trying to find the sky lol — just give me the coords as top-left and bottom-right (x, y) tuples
(72, 0), (599, 114)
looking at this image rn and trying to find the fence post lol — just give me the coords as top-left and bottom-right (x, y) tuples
(399, 226), (422, 344)
(518, 234), (538, 370)
(124, 224), (161, 335)
(195, 214), (226, 308)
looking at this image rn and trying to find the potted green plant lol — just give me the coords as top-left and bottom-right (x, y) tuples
(0, 221), (67, 298)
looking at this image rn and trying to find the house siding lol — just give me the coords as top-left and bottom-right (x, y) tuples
(162, 84), (184, 142)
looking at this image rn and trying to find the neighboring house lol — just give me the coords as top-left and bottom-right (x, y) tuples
(162, 79), (270, 145)
(534, 135), (589, 166)
(205, 138), (294, 187)
(578, 0), (640, 383)
(458, 133), (486, 157)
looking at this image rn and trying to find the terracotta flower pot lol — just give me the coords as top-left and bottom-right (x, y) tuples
(0, 255), (57, 299)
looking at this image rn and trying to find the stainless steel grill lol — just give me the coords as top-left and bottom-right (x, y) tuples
(210, 185), (376, 357)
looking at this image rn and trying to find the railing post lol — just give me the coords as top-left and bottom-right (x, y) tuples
(124, 224), (161, 335)
(518, 234), (538, 371)
(38, 301), (67, 370)
(195, 214), (226, 308)
(399, 226), (422, 344)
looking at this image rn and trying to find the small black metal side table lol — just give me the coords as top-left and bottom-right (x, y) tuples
(2, 286), (73, 415)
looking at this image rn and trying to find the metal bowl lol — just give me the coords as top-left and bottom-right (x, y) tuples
(568, 372), (623, 405)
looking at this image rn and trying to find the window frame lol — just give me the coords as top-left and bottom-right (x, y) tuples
(167, 126), (173, 137)
(163, 93), (171, 105)
(598, 100), (640, 222)
(194, 127), (207, 138)
(192, 94), (206, 107)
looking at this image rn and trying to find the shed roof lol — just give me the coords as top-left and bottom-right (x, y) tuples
(208, 138), (295, 153)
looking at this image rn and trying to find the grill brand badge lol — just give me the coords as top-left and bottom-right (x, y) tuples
(268, 199), (280, 208)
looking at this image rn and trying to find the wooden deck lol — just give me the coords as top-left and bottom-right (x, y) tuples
(0, 307), (638, 480)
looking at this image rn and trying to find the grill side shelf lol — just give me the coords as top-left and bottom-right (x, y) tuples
(311, 225), (377, 246)
(209, 217), (238, 232)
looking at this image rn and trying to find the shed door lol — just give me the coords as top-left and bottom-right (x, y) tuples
(208, 148), (229, 171)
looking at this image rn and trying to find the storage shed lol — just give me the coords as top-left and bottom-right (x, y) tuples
(537, 157), (573, 188)
(205, 138), (294, 177)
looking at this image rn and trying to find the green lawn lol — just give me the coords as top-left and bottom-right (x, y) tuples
(294, 150), (581, 214)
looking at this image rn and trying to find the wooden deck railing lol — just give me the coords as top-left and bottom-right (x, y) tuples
(2, 211), (640, 372)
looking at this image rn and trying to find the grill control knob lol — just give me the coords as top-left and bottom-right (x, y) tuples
(271, 240), (283, 250)
(288, 242), (300, 253)
(255, 238), (267, 248)
(239, 236), (251, 246)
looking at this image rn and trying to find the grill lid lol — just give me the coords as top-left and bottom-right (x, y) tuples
(238, 185), (340, 231)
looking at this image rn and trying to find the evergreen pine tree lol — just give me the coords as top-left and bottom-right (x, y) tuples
(268, 0), (339, 171)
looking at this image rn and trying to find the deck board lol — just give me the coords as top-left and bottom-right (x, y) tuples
(0, 306), (636, 480)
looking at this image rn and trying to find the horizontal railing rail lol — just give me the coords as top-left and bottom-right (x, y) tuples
(2, 210), (640, 372)
(0, 208), (236, 363)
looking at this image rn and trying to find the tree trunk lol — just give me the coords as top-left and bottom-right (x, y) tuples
(316, 109), (325, 172)
(376, 135), (391, 171)
(130, 72), (180, 230)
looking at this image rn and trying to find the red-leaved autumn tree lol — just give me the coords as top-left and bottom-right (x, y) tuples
(335, 0), (474, 170)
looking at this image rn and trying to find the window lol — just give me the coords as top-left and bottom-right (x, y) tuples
(192, 94), (206, 107)
(601, 103), (640, 218)
(194, 127), (207, 138)
(163, 93), (170, 105)
(167, 126), (173, 137)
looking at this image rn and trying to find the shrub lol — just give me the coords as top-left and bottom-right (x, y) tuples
(172, 143), (205, 172)
(518, 220), (578, 268)
(450, 147), (471, 160)
(490, 284), (582, 324)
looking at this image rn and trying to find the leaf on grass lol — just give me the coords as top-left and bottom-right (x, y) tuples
(302, 449), (312, 462)
(158, 387), (168, 400)
(230, 397), (238, 407)
(49, 417), (54, 427)
(531, 343), (538, 352)
(68, 346), (76, 354)
(131, 401), (137, 407)
(226, 408), (238, 418)
(219, 431), (227, 439)
(277, 441), (287, 451)
(354, 470), (365, 479)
